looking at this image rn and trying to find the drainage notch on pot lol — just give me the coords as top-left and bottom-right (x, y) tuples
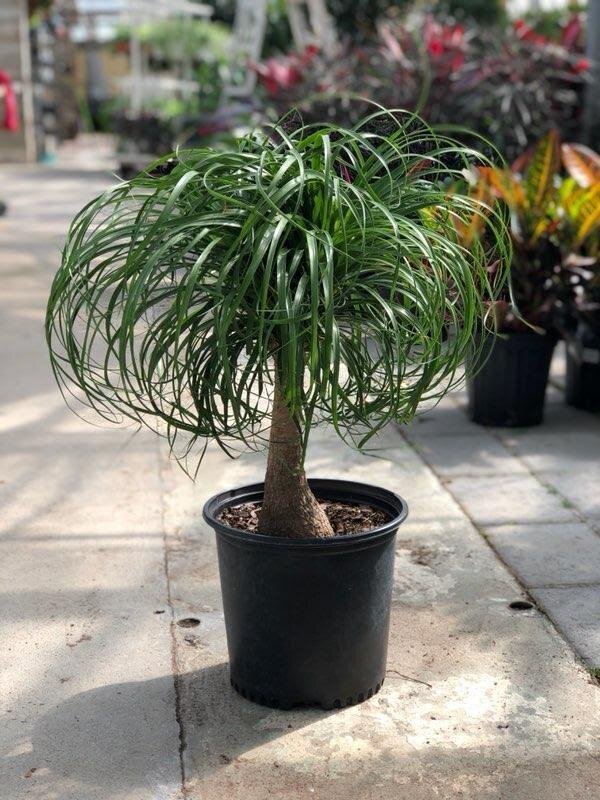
(509, 600), (534, 611)
(177, 617), (200, 628)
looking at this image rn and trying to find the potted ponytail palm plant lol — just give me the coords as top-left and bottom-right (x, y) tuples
(465, 131), (565, 426)
(46, 112), (509, 709)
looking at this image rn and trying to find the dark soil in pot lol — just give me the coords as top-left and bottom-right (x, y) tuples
(219, 499), (389, 535)
(565, 323), (600, 412)
(467, 332), (557, 427)
(203, 479), (408, 710)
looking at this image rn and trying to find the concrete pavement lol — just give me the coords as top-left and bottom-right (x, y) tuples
(1, 160), (599, 800)
(405, 380), (600, 673)
(0, 165), (181, 800)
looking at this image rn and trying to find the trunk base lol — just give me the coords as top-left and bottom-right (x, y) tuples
(258, 377), (334, 538)
(258, 479), (334, 538)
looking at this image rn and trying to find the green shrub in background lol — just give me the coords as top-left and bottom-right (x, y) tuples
(522, 3), (586, 39)
(106, 17), (231, 141)
(114, 18), (230, 64)
(440, 0), (506, 26)
(211, 0), (292, 55)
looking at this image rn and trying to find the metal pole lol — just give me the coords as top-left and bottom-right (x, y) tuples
(18, 0), (36, 161)
(129, 11), (143, 115)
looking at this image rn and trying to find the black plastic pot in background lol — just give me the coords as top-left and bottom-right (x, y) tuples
(467, 332), (557, 427)
(203, 479), (408, 711)
(565, 323), (600, 412)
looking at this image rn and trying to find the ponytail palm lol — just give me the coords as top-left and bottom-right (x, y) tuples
(46, 111), (510, 537)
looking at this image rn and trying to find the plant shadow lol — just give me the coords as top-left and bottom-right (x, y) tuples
(25, 661), (335, 795)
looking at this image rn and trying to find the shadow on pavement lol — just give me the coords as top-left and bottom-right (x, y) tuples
(26, 662), (335, 795)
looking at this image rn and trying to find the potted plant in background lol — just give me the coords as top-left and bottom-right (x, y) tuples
(46, 111), (509, 710)
(562, 254), (600, 410)
(464, 130), (599, 427)
(254, 11), (589, 164)
(465, 132), (600, 425)
(558, 143), (600, 411)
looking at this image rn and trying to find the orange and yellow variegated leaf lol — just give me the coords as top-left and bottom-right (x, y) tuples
(574, 184), (600, 245)
(454, 182), (493, 247)
(559, 177), (588, 219)
(530, 216), (552, 246)
(524, 130), (560, 211)
(511, 144), (535, 175)
(558, 176), (578, 205)
(477, 166), (526, 209)
(561, 143), (600, 188)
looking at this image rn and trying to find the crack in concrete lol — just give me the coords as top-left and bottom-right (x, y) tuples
(155, 436), (189, 800)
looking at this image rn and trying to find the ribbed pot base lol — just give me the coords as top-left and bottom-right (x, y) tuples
(230, 675), (386, 711)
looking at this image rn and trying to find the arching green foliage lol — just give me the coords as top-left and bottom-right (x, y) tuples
(46, 111), (510, 471)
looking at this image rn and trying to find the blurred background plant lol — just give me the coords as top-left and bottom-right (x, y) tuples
(459, 131), (599, 334)
(255, 8), (590, 161)
(1, 0), (598, 415)
(7, 0), (596, 169)
(103, 16), (232, 165)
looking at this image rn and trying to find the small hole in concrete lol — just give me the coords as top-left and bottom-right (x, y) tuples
(177, 617), (200, 628)
(154, 609), (165, 615)
(509, 600), (534, 611)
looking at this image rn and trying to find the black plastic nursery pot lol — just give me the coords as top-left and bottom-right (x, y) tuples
(467, 332), (557, 427)
(565, 324), (600, 412)
(203, 479), (408, 711)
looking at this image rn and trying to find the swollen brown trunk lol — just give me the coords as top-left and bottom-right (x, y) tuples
(258, 375), (334, 539)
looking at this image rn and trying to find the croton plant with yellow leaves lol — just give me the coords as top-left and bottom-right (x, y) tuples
(459, 130), (600, 333)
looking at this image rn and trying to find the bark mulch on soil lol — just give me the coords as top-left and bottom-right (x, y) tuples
(219, 501), (389, 536)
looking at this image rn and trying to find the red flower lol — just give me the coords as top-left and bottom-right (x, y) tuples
(423, 15), (465, 71)
(428, 39), (444, 57)
(252, 46), (318, 96)
(513, 19), (548, 46)
(573, 57), (590, 74)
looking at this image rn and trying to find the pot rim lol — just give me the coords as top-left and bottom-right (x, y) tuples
(202, 478), (408, 552)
